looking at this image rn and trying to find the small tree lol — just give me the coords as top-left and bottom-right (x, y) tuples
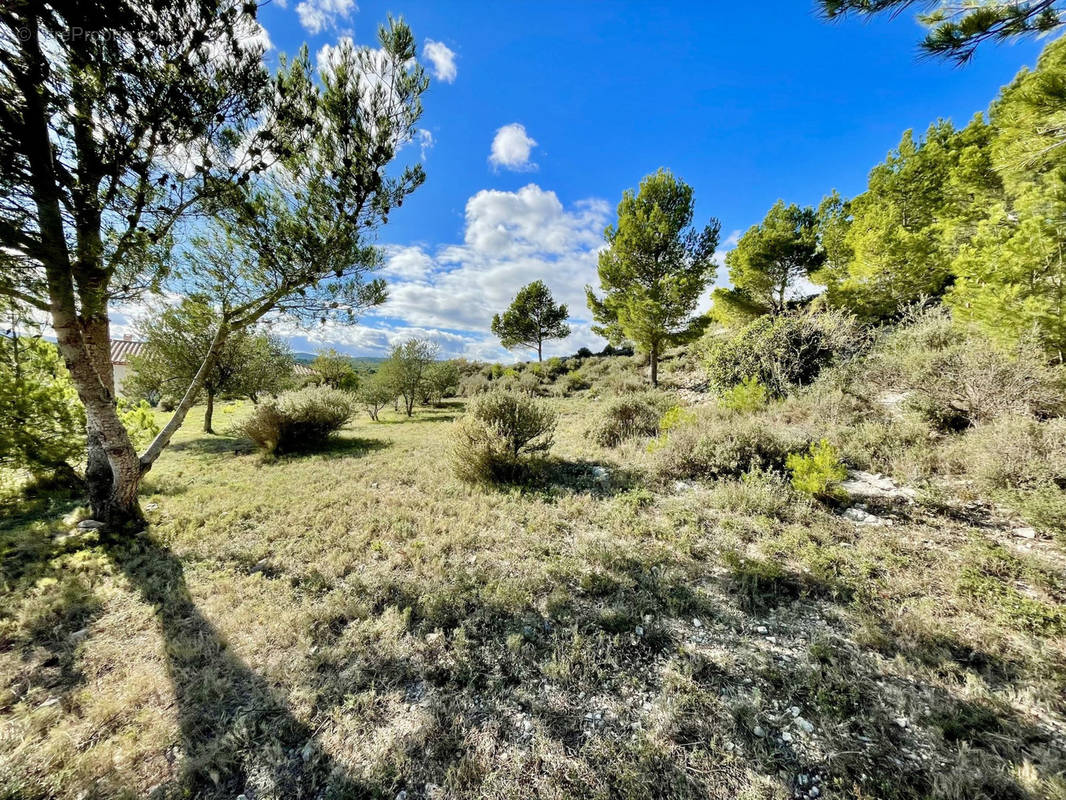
(422, 360), (461, 405)
(357, 372), (396, 421)
(380, 339), (439, 416)
(586, 169), (721, 386)
(722, 200), (824, 316)
(128, 298), (289, 434)
(0, 308), (85, 486)
(311, 349), (359, 392)
(491, 281), (571, 362)
(0, 4), (427, 530)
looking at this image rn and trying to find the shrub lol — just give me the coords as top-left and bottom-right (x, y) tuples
(720, 375), (768, 413)
(787, 439), (847, 501)
(702, 309), (865, 397)
(949, 415), (1066, 493)
(458, 373), (492, 396)
(588, 392), (673, 447)
(652, 413), (797, 482)
(118, 398), (160, 449)
(451, 392), (557, 484)
(557, 370), (590, 395)
(240, 386), (354, 454)
(861, 305), (1064, 430)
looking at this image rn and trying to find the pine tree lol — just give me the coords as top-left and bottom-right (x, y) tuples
(491, 281), (571, 362)
(587, 169), (720, 386)
(721, 200), (823, 317)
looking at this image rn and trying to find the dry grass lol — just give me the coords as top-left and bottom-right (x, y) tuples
(1, 395), (1064, 800)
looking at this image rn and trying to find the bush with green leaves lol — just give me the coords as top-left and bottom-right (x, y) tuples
(0, 333), (85, 483)
(240, 386), (354, 454)
(357, 372), (396, 421)
(118, 399), (160, 450)
(720, 375), (768, 413)
(787, 439), (848, 501)
(451, 391), (556, 484)
(652, 412), (798, 483)
(702, 309), (864, 397)
(588, 391), (673, 447)
(458, 373), (492, 396)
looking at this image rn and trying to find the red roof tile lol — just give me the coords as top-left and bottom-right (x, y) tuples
(110, 339), (147, 364)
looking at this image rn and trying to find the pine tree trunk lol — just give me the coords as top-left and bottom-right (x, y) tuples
(204, 391), (215, 434)
(650, 342), (659, 387)
(538, 341), (542, 362)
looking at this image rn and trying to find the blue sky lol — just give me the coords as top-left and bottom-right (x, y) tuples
(234, 1), (1048, 359)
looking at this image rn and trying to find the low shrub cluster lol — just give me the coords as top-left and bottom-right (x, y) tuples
(860, 306), (1064, 430)
(587, 391), (673, 447)
(787, 439), (847, 501)
(452, 391), (557, 484)
(652, 412), (799, 483)
(240, 386), (354, 454)
(702, 309), (864, 396)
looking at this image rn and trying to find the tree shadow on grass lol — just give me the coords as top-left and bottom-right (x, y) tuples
(103, 534), (359, 799)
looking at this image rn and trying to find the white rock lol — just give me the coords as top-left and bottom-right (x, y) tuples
(894, 716), (909, 728)
(756, 625), (768, 634)
(795, 717), (814, 734)
(789, 706), (801, 718)
(753, 725), (766, 738)
(1013, 527), (1037, 539)
(76, 519), (106, 531)
(634, 626), (644, 637)
(781, 731), (793, 743)
(692, 618), (702, 628)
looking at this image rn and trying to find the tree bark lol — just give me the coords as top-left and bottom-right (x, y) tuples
(650, 341), (659, 387)
(537, 340), (542, 362)
(204, 390), (215, 434)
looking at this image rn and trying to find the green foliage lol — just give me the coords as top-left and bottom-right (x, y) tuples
(652, 413), (797, 483)
(379, 339), (439, 416)
(702, 310), (864, 397)
(356, 372), (396, 421)
(722, 200), (824, 316)
(720, 376), (768, 413)
(587, 168), (721, 385)
(422, 361), (461, 404)
(787, 440), (848, 501)
(311, 349), (359, 392)
(821, 123), (981, 319)
(491, 281), (571, 361)
(128, 297), (293, 432)
(0, 328), (84, 480)
(861, 305), (1064, 430)
(587, 392), (672, 447)
(240, 387), (354, 455)
(657, 405), (696, 435)
(117, 400), (160, 450)
(819, 1), (1065, 64)
(451, 392), (557, 484)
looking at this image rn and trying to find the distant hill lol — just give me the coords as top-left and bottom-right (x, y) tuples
(292, 352), (387, 371)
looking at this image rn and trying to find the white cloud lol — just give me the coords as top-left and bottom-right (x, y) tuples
(489, 123), (537, 171)
(357, 184), (611, 360)
(417, 129), (434, 160)
(296, 0), (356, 34)
(315, 36), (352, 74)
(423, 39), (457, 83)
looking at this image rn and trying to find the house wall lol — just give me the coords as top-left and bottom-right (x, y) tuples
(113, 363), (130, 394)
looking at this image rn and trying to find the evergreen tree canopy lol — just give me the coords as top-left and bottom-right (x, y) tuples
(491, 281), (570, 362)
(587, 168), (720, 386)
(721, 200), (824, 317)
(819, 0), (1064, 63)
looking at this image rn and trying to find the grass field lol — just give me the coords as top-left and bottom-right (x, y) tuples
(1, 397), (1065, 799)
